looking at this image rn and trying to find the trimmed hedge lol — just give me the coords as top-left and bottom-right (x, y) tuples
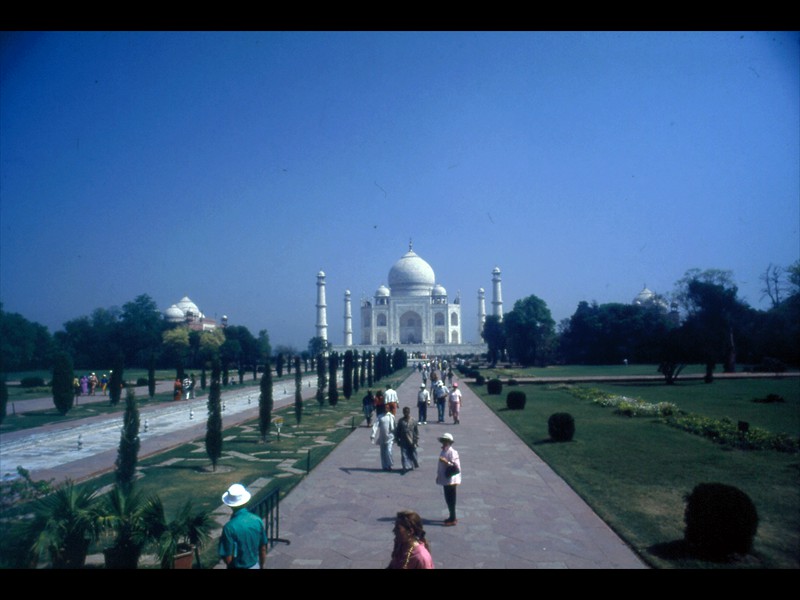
(486, 378), (502, 395)
(506, 390), (526, 410)
(684, 483), (758, 559)
(548, 412), (575, 442)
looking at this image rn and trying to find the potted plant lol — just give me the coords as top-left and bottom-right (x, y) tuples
(99, 485), (152, 569)
(142, 496), (213, 569)
(26, 480), (102, 569)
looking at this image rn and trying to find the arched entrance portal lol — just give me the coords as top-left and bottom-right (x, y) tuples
(399, 311), (423, 344)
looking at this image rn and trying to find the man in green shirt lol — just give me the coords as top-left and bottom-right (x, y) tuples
(219, 483), (268, 569)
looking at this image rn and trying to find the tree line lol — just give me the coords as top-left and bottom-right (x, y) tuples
(482, 263), (800, 380)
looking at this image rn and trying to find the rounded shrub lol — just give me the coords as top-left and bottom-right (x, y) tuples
(20, 377), (46, 388)
(506, 390), (526, 410)
(507, 379), (519, 386)
(486, 378), (503, 395)
(136, 378), (149, 386)
(475, 375), (485, 385)
(684, 482), (758, 559)
(548, 412), (575, 442)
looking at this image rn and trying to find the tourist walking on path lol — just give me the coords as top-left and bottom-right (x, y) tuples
(384, 384), (399, 416)
(416, 383), (430, 424)
(433, 380), (449, 423)
(387, 510), (434, 569)
(362, 390), (375, 426)
(371, 409), (396, 471)
(448, 382), (462, 425)
(374, 389), (386, 416)
(218, 483), (268, 569)
(395, 406), (420, 472)
(436, 433), (461, 526)
(173, 378), (183, 401)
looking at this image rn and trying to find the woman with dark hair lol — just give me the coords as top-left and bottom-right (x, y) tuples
(387, 510), (434, 569)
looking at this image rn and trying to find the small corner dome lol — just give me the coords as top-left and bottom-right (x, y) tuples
(165, 304), (184, 322)
(432, 283), (447, 296)
(375, 284), (390, 297)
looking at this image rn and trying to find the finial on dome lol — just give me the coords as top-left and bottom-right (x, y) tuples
(409, 238), (413, 251)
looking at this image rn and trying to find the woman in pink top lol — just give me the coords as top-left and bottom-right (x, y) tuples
(387, 510), (434, 569)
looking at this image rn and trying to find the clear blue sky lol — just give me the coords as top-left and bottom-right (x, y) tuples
(1, 31), (798, 350)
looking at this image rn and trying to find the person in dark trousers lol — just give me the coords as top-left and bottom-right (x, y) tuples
(362, 390), (375, 426)
(416, 383), (430, 424)
(395, 406), (420, 472)
(436, 433), (462, 526)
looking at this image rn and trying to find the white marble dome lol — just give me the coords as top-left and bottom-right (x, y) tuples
(633, 286), (655, 305)
(176, 296), (200, 316)
(375, 284), (390, 297)
(388, 248), (435, 296)
(432, 283), (447, 296)
(165, 304), (185, 323)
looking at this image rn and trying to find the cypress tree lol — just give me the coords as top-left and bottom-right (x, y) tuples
(115, 387), (140, 493)
(352, 352), (360, 394)
(205, 361), (223, 471)
(343, 350), (353, 400)
(328, 353), (339, 406)
(361, 351), (368, 388)
(259, 356), (273, 442)
(294, 356), (303, 425)
(52, 351), (75, 416)
(147, 353), (156, 400)
(367, 351), (373, 387)
(315, 353), (326, 412)
(276, 354), (284, 377)
(0, 377), (7, 426)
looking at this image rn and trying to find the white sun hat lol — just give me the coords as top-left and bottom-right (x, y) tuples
(222, 483), (251, 507)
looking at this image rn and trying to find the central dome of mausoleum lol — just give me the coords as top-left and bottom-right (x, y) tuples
(388, 246), (435, 296)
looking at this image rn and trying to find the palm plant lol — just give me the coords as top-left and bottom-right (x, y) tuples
(141, 496), (213, 569)
(99, 485), (152, 569)
(27, 480), (101, 568)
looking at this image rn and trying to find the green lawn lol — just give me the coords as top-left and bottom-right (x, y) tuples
(0, 396), (365, 569)
(470, 375), (800, 569)
(4, 364), (798, 569)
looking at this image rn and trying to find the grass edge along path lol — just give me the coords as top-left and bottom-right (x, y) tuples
(469, 376), (799, 569)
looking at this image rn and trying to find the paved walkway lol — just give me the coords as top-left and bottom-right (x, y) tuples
(2, 372), (648, 569)
(262, 372), (647, 569)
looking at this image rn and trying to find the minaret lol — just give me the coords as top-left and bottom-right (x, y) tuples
(492, 266), (503, 322)
(477, 287), (486, 340)
(316, 271), (328, 342)
(343, 289), (353, 346)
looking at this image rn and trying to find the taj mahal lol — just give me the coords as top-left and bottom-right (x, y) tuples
(319, 243), (498, 356)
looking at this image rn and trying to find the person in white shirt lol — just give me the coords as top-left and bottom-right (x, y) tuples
(384, 384), (399, 416)
(448, 382), (462, 424)
(371, 410), (396, 471)
(417, 383), (430, 424)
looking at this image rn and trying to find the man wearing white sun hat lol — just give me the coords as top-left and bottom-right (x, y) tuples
(219, 483), (268, 569)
